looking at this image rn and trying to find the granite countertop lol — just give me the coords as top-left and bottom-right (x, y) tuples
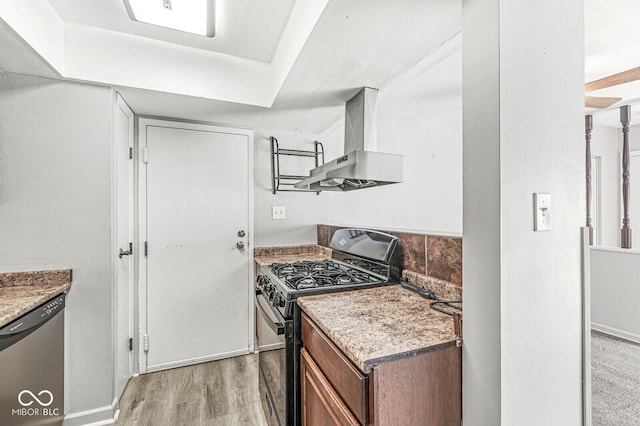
(254, 244), (332, 266)
(0, 270), (72, 328)
(297, 284), (459, 373)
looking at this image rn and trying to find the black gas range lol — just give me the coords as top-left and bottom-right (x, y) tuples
(255, 229), (400, 426)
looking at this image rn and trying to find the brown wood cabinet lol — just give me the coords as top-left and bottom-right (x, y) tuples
(300, 348), (360, 426)
(300, 312), (461, 426)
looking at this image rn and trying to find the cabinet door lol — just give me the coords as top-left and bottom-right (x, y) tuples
(301, 312), (369, 423)
(300, 348), (360, 426)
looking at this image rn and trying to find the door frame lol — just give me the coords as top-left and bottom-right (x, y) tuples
(581, 227), (592, 426)
(111, 92), (135, 403)
(136, 117), (255, 373)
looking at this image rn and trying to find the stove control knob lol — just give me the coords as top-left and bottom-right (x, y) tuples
(272, 293), (280, 307)
(257, 275), (268, 287)
(277, 296), (286, 308)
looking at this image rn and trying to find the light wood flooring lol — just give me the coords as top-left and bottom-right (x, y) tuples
(116, 353), (268, 426)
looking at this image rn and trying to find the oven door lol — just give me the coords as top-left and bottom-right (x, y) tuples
(256, 290), (288, 426)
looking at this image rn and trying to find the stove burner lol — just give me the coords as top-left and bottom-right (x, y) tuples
(270, 260), (343, 278)
(286, 273), (336, 289)
(270, 260), (382, 290)
(343, 259), (388, 276)
(335, 272), (371, 284)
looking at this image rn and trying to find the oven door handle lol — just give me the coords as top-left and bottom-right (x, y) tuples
(255, 291), (285, 335)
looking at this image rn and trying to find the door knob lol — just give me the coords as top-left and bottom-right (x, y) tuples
(237, 230), (246, 238)
(236, 241), (245, 250)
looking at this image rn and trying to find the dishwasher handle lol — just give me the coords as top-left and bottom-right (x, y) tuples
(0, 294), (65, 351)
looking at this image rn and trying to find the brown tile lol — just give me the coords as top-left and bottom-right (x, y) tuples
(426, 237), (462, 286)
(317, 225), (330, 247)
(327, 226), (346, 247)
(392, 233), (427, 275)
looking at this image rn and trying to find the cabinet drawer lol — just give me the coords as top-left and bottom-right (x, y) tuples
(300, 348), (360, 426)
(301, 312), (368, 424)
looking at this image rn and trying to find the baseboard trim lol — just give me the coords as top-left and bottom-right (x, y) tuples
(258, 342), (286, 352)
(63, 402), (117, 426)
(591, 322), (640, 344)
(146, 348), (250, 373)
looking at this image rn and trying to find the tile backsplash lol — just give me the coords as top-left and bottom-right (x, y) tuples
(317, 225), (462, 287)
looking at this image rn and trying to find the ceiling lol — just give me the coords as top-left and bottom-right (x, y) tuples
(0, 0), (636, 131)
(0, 0), (329, 107)
(103, 0), (461, 135)
(585, 0), (640, 127)
(46, 0), (296, 63)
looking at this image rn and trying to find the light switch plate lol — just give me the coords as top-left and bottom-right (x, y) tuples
(272, 206), (286, 220)
(534, 193), (551, 231)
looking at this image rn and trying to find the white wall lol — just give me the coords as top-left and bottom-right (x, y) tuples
(499, 0), (584, 421)
(590, 246), (640, 343)
(630, 123), (640, 151)
(463, 0), (584, 425)
(591, 123), (620, 246)
(323, 75), (463, 235)
(0, 74), (115, 420)
(253, 128), (329, 246)
(461, 1), (501, 422)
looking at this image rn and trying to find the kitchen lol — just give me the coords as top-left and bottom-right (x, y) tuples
(0, 0), (608, 425)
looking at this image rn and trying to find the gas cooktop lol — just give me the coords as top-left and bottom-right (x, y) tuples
(256, 229), (401, 319)
(269, 260), (384, 290)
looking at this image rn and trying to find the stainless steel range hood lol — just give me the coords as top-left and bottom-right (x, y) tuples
(294, 87), (403, 191)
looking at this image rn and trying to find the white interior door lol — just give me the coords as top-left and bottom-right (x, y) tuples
(115, 94), (134, 398)
(142, 120), (252, 372)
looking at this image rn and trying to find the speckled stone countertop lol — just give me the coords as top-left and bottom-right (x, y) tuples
(254, 244), (332, 266)
(0, 270), (72, 328)
(297, 284), (459, 374)
(402, 270), (462, 301)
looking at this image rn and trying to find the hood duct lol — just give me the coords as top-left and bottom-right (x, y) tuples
(294, 87), (403, 192)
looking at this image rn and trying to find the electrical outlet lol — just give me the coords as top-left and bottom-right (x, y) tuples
(534, 193), (551, 231)
(272, 206), (286, 220)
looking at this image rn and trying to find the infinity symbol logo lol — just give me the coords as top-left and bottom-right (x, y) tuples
(18, 390), (53, 407)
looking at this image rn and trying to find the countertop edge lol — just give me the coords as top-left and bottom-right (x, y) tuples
(360, 340), (457, 373)
(0, 283), (71, 328)
(298, 285), (459, 375)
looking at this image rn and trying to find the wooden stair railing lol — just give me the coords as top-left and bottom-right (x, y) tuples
(620, 105), (632, 248)
(586, 115), (594, 245)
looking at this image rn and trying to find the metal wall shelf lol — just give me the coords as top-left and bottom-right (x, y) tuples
(270, 136), (324, 194)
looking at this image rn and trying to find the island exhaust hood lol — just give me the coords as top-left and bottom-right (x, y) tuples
(294, 87), (403, 191)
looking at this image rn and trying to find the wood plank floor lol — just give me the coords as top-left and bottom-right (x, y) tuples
(116, 354), (268, 426)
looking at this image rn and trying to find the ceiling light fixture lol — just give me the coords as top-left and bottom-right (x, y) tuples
(123, 0), (215, 37)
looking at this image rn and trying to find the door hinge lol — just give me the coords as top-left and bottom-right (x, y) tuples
(143, 147), (149, 164)
(143, 335), (149, 352)
(129, 147), (133, 160)
(128, 337), (133, 351)
(144, 241), (148, 257)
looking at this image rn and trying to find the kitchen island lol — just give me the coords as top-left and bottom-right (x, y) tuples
(297, 284), (462, 425)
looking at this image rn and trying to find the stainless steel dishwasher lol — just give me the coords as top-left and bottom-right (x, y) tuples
(0, 293), (65, 425)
